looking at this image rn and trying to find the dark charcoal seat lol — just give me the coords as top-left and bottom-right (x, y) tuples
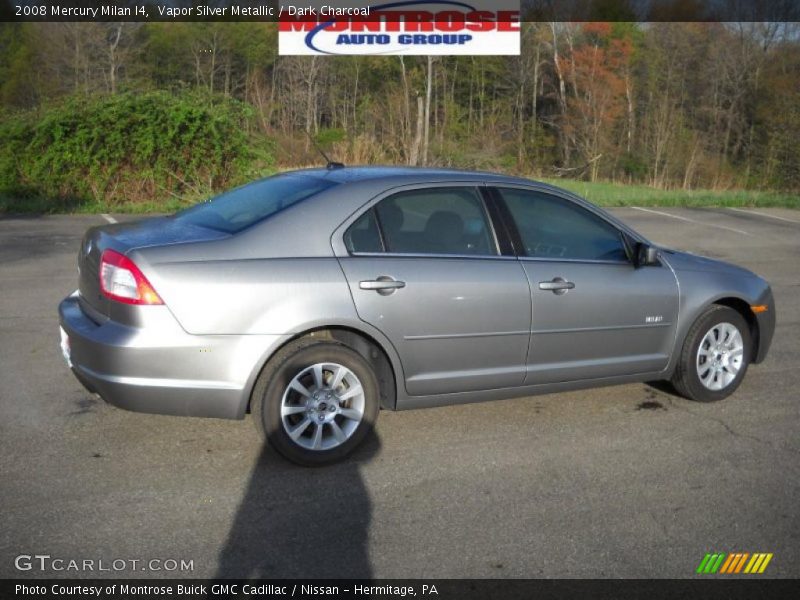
(423, 210), (465, 254)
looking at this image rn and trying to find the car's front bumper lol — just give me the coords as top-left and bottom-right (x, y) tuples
(753, 286), (776, 364)
(58, 294), (285, 419)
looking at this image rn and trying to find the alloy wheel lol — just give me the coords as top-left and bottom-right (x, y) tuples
(696, 322), (745, 391)
(280, 362), (365, 451)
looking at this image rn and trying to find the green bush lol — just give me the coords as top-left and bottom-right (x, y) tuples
(315, 127), (346, 146)
(0, 91), (274, 212)
(619, 152), (648, 180)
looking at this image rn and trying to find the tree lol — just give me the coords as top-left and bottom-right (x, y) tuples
(557, 23), (632, 181)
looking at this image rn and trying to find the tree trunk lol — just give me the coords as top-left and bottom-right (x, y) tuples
(423, 56), (433, 165)
(409, 96), (424, 166)
(625, 71), (634, 153)
(303, 57), (319, 151)
(399, 57), (411, 158)
(531, 40), (540, 152)
(353, 60), (360, 133)
(550, 22), (569, 162)
(516, 76), (525, 168)
(107, 24), (122, 94)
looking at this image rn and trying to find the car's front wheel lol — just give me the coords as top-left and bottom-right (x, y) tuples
(671, 305), (751, 402)
(252, 339), (379, 466)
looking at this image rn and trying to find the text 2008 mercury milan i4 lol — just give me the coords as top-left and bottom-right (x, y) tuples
(58, 167), (775, 465)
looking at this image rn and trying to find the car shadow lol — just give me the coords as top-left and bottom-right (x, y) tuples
(645, 380), (681, 397)
(214, 432), (381, 579)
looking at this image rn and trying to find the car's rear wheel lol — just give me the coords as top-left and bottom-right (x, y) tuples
(252, 339), (379, 466)
(671, 305), (751, 402)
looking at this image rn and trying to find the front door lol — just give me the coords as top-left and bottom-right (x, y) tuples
(494, 186), (679, 384)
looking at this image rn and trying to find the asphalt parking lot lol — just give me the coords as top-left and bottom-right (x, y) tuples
(1, 206), (798, 579)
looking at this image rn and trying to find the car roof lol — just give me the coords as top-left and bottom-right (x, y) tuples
(282, 165), (537, 185)
(278, 166), (646, 245)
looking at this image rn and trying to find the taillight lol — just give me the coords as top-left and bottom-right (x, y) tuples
(99, 249), (163, 305)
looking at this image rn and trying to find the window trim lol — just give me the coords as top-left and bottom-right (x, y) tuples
(485, 186), (525, 256)
(343, 207), (386, 254)
(371, 207), (388, 253)
(347, 251), (519, 261)
(480, 187), (517, 257)
(489, 185), (634, 265)
(344, 184), (504, 259)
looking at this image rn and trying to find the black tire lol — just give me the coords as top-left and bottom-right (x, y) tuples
(671, 305), (751, 402)
(252, 339), (380, 466)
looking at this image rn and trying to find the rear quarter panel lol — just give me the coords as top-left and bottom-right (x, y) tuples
(135, 254), (358, 336)
(129, 183), (370, 336)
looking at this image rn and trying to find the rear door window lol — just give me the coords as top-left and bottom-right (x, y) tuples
(366, 187), (497, 256)
(344, 210), (383, 253)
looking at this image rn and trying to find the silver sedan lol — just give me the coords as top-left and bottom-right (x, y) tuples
(59, 168), (775, 465)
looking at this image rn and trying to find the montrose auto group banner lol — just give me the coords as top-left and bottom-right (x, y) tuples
(277, 1), (520, 55)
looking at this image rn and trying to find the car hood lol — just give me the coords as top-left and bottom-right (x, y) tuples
(661, 249), (757, 278)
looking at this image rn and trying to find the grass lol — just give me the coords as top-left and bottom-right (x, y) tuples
(538, 178), (800, 208)
(1, 177), (798, 215)
(0, 194), (197, 215)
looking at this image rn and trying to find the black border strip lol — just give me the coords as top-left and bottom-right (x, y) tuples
(3, 579), (799, 600)
(2, 1), (800, 23)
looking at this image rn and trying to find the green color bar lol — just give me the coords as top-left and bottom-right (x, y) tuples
(710, 553), (727, 573)
(704, 554), (719, 573)
(696, 554), (713, 574)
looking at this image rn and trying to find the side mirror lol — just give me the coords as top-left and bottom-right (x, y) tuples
(635, 243), (660, 268)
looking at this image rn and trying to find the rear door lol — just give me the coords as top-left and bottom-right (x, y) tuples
(493, 186), (679, 384)
(336, 184), (531, 396)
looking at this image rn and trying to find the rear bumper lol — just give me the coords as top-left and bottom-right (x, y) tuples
(58, 295), (285, 419)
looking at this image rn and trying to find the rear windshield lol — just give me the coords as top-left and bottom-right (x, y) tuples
(173, 174), (338, 234)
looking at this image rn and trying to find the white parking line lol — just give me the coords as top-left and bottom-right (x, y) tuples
(728, 207), (800, 224)
(100, 213), (117, 224)
(631, 206), (752, 236)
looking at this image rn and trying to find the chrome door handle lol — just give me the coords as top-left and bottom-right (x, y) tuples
(539, 277), (575, 295)
(360, 277), (406, 295)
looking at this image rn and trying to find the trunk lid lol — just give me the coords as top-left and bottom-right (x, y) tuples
(78, 216), (228, 318)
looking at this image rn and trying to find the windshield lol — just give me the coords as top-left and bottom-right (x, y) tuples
(174, 174), (338, 234)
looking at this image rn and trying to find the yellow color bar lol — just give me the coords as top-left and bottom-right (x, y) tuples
(758, 553), (773, 573)
(744, 554), (762, 573)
